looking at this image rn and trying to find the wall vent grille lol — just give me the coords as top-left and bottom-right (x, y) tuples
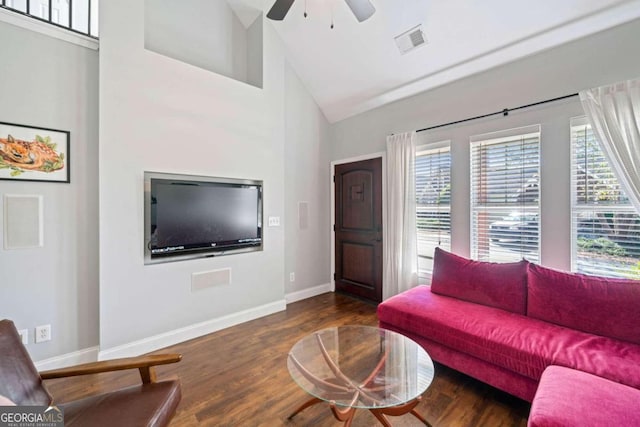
(394, 24), (428, 55)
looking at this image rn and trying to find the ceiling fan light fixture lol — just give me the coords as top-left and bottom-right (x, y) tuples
(266, 0), (375, 23)
(344, 0), (376, 22)
(266, 0), (295, 21)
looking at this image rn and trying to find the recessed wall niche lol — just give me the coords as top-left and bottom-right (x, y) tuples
(144, 0), (263, 88)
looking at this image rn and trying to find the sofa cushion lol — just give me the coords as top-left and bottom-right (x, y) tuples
(527, 263), (640, 345)
(528, 366), (640, 427)
(377, 286), (640, 389)
(379, 321), (540, 402)
(431, 247), (528, 314)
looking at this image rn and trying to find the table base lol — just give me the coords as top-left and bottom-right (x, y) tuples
(287, 395), (432, 427)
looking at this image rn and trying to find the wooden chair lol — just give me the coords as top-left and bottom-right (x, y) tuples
(0, 319), (182, 426)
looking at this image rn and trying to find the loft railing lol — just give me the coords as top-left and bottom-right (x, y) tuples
(1, 0), (98, 38)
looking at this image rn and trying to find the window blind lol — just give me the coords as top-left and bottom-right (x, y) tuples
(415, 144), (451, 279)
(470, 128), (540, 263)
(571, 119), (640, 278)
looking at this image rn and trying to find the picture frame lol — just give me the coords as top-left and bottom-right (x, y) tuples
(0, 121), (70, 183)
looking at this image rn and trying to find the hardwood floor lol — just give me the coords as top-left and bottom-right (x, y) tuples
(46, 293), (530, 426)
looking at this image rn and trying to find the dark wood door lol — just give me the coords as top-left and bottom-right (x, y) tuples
(334, 158), (383, 303)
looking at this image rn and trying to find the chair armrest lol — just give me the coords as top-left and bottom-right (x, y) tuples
(40, 353), (182, 383)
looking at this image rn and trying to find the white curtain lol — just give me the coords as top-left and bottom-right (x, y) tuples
(383, 132), (418, 300)
(580, 78), (640, 213)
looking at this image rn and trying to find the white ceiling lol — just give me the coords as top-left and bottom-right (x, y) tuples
(262, 0), (640, 123)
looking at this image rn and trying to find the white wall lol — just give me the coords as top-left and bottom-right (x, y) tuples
(284, 62), (332, 298)
(331, 18), (640, 272)
(246, 17), (263, 89)
(13, 0), (635, 363)
(0, 21), (99, 361)
(145, 0), (263, 88)
(100, 0), (329, 355)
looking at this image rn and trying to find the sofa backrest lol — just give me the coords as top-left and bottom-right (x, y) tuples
(431, 247), (529, 314)
(527, 263), (640, 345)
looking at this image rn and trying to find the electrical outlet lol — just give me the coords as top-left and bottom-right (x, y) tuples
(268, 216), (280, 227)
(18, 329), (28, 345)
(35, 324), (51, 343)
(289, 272), (295, 282)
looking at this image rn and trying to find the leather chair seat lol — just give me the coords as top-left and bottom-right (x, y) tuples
(0, 319), (182, 427)
(62, 380), (182, 427)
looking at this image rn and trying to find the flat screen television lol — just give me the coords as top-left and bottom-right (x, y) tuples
(144, 171), (263, 264)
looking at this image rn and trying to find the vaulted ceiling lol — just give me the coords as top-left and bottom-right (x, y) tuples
(259, 0), (640, 123)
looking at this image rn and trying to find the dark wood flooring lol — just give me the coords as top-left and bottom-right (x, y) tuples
(46, 292), (530, 426)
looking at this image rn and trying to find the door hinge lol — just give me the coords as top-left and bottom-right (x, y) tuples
(333, 175), (335, 182)
(333, 224), (336, 231)
(333, 273), (336, 280)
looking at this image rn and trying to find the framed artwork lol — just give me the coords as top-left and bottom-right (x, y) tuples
(0, 121), (70, 183)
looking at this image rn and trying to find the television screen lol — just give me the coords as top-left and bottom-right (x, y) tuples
(144, 172), (263, 264)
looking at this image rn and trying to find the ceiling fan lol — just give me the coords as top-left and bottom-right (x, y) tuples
(267, 0), (376, 23)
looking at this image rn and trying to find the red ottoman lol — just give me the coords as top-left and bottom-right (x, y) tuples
(528, 366), (640, 427)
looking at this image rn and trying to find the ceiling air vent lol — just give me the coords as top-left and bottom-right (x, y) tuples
(394, 24), (428, 55)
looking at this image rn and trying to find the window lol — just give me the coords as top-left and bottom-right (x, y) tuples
(571, 118), (640, 278)
(36, 3), (48, 20)
(1, 0), (98, 38)
(51, 0), (69, 27)
(415, 143), (451, 280)
(470, 125), (540, 263)
(5, 0), (26, 13)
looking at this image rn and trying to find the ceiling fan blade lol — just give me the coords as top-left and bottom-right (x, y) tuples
(267, 0), (296, 21)
(344, 0), (376, 22)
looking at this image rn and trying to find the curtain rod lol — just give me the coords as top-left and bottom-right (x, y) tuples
(415, 93), (579, 133)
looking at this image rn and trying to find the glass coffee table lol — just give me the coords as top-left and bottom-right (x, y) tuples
(287, 326), (434, 426)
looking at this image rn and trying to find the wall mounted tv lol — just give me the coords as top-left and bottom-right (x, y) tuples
(144, 172), (263, 264)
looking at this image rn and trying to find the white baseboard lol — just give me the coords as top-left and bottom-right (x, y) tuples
(98, 299), (287, 360)
(32, 293), (326, 370)
(35, 346), (100, 371)
(285, 283), (332, 304)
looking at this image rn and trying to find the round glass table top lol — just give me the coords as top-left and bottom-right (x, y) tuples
(287, 326), (434, 409)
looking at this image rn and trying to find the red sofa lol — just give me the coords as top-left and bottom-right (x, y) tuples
(377, 248), (640, 425)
